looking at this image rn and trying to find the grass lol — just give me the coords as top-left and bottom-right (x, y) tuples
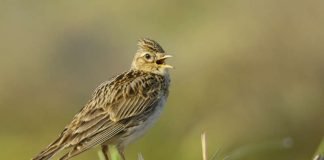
(98, 134), (323, 160)
(97, 133), (213, 160)
(98, 146), (123, 160)
(313, 138), (324, 160)
(201, 132), (208, 160)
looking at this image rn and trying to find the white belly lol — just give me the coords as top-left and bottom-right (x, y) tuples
(119, 98), (166, 147)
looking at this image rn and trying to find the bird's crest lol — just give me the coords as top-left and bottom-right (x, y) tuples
(137, 38), (165, 53)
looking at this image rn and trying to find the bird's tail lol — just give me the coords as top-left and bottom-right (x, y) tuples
(32, 132), (67, 160)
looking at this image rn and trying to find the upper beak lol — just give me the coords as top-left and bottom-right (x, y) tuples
(162, 55), (173, 59)
(157, 54), (173, 69)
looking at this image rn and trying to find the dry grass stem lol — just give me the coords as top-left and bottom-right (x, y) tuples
(201, 132), (207, 160)
(137, 153), (144, 160)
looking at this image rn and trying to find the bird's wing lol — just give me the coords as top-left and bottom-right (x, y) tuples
(32, 104), (121, 160)
(59, 121), (126, 160)
(106, 72), (163, 121)
(57, 72), (164, 156)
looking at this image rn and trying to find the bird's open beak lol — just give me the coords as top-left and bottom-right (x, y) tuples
(156, 54), (173, 69)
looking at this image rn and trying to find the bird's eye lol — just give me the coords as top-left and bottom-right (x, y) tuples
(144, 53), (152, 60)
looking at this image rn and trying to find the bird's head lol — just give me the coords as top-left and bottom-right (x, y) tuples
(131, 38), (173, 75)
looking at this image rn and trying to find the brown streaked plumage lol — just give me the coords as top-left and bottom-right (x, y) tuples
(32, 38), (172, 160)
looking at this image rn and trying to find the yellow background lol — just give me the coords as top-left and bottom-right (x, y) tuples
(0, 0), (323, 159)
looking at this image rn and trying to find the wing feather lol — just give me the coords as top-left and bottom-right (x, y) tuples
(54, 71), (164, 159)
(108, 74), (162, 121)
(59, 122), (125, 160)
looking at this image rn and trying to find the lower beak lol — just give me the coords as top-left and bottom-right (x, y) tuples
(162, 64), (174, 69)
(158, 55), (173, 69)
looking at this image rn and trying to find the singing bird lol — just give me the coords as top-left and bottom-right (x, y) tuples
(32, 38), (172, 160)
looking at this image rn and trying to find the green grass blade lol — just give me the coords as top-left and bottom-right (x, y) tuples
(313, 138), (324, 160)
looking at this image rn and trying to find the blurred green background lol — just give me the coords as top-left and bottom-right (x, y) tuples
(1, 0), (323, 160)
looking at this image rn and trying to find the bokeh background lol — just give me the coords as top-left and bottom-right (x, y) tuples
(1, 0), (324, 160)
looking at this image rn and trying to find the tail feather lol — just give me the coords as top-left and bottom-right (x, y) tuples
(32, 145), (62, 160)
(32, 132), (68, 160)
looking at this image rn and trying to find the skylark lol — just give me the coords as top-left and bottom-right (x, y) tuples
(32, 38), (172, 160)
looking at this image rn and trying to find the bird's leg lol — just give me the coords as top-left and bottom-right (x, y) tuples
(101, 145), (110, 160)
(117, 146), (126, 160)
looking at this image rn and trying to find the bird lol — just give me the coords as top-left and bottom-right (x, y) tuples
(32, 38), (173, 160)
